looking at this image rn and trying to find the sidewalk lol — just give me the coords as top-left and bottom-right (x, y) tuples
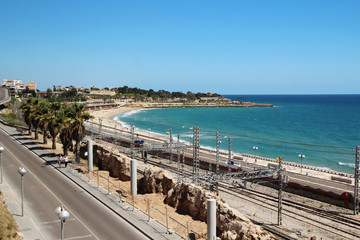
(0, 123), (183, 240)
(0, 178), (43, 239)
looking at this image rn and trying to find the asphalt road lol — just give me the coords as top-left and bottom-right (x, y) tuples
(0, 127), (149, 240)
(0, 87), (10, 105)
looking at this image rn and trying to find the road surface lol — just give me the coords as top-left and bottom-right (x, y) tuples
(0, 126), (150, 240)
(0, 87), (10, 105)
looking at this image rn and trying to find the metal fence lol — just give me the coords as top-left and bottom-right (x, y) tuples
(66, 160), (207, 240)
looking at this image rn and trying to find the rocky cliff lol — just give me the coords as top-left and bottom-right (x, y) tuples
(80, 141), (131, 181)
(81, 142), (274, 239)
(139, 166), (274, 240)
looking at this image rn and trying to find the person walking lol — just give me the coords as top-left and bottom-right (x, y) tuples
(58, 154), (62, 168)
(64, 155), (68, 168)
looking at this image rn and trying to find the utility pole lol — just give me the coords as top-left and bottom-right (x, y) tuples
(130, 123), (134, 158)
(228, 137), (232, 173)
(169, 128), (173, 164)
(277, 157), (283, 225)
(181, 147), (185, 179)
(99, 117), (103, 137)
(91, 120), (94, 140)
(192, 126), (200, 184)
(177, 134), (180, 181)
(216, 131), (220, 175)
(354, 146), (359, 215)
(209, 152), (212, 172)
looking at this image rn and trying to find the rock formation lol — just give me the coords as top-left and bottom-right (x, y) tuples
(80, 141), (131, 180)
(139, 166), (274, 240)
(138, 166), (175, 195)
(80, 141), (274, 239)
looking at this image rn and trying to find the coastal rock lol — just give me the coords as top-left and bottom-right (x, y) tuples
(138, 166), (175, 195)
(80, 141), (131, 180)
(141, 167), (274, 240)
(127, 101), (273, 108)
(80, 142), (274, 240)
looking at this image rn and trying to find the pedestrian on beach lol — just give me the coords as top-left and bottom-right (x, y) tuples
(64, 155), (68, 168)
(58, 154), (62, 168)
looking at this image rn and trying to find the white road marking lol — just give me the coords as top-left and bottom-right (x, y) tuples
(64, 234), (93, 240)
(1, 127), (100, 240)
(40, 218), (76, 225)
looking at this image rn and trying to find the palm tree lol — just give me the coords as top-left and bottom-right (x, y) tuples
(59, 104), (75, 156)
(70, 103), (93, 163)
(20, 98), (37, 135)
(48, 102), (62, 149)
(37, 100), (51, 144)
(30, 98), (42, 140)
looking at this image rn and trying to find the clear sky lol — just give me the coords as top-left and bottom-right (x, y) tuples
(0, 0), (359, 94)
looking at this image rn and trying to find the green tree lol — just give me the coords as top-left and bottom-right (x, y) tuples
(48, 102), (62, 149)
(69, 103), (93, 163)
(30, 99), (42, 140)
(46, 88), (53, 100)
(59, 107), (73, 156)
(20, 98), (37, 136)
(36, 100), (51, 144)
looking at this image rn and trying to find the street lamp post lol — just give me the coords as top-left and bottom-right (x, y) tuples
(18, 166), (26, 216)
(55, 206), (70, 240)
(0, 146), (4, 184)
(298, 154), (305, 174)
(253, 146), (258, 163)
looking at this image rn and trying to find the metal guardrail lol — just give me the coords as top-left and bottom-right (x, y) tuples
(242, 153), (354, 178)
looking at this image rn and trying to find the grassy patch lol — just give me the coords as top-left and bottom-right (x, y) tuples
(0, 193), (21, 239)
(0, 113), (26, 127)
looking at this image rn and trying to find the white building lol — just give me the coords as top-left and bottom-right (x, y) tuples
(2, 79), (36, 97)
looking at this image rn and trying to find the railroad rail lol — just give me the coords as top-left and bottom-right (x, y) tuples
(87, 126), (359, 239)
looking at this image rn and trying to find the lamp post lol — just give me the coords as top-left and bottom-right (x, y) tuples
(55, 206), (70, 240)
(253, 146), (258, 163)
(0, 146), (4, 184)
(18, 166), (26, 216)
(298, 154), (305, 174)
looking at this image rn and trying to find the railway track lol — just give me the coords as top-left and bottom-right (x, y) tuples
(91, 128), (360, 240)
(137, 155), (360, 240)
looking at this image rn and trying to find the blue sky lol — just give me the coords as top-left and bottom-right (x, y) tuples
(0, 0), (359, 94)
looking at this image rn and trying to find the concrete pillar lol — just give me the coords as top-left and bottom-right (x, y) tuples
(131, 159), (137, 196)
(88, 140), (93, 172)
(207, 199), (216, 240)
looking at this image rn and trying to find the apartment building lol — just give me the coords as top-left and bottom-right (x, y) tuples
(2, 79), (37, 96)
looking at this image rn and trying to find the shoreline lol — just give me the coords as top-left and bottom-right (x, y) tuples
(88, 106), (355, 182)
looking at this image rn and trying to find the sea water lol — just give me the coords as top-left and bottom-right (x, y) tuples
(114, 95), (360, 174)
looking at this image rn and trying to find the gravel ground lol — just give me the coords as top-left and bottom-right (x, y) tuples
(142, 151), (360, 240)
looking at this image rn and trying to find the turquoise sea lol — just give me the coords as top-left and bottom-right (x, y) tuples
(114, 95), (360, 174)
